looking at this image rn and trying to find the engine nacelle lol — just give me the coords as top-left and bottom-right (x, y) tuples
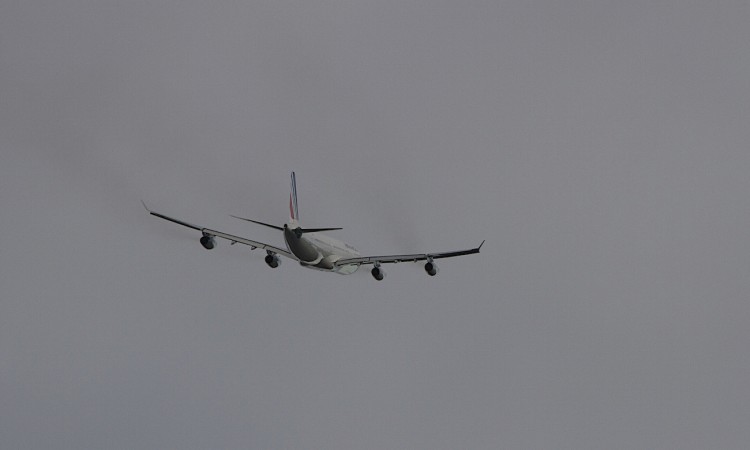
(200, 235), (216, 250)
(264, 253), (281, 268)
(424, 261), (439, 276)
(371, 265), (385, 281)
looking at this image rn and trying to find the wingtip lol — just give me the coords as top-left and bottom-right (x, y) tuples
(140, 199), (151, 212)
(478, 240), (485, 251)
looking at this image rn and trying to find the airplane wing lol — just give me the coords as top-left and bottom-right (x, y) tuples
(334, 240), (484, 267)
(142, 201), (298, 261)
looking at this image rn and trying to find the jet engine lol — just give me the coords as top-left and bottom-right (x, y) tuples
(371, 264), (386, 281)
(200, 234), (216, 250)
(424, 260), (439, 276)
(264, 252), (281, 268)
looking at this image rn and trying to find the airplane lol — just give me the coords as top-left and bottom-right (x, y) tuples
(143, 172), (483, 280)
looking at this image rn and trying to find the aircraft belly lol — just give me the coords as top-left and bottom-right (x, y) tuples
(313, 255), (336, 270)
(334, 264), (359, 275)
(301, 249), (358, 274)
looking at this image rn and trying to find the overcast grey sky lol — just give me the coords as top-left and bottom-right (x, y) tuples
(2, 1), (749, 449)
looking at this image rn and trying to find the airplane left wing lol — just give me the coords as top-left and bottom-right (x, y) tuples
(142, 201), (298, 261)
(334, 240), (484, 267)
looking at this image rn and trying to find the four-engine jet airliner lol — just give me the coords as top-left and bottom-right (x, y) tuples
(143, 172), (483, 280)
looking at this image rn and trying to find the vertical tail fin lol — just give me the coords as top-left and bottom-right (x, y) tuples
(289, 172), (299, 223)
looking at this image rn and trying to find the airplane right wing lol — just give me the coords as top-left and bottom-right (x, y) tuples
(334, 241), (484, 266)
(333, 241), (483, 279)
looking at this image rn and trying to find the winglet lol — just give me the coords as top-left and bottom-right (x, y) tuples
(478, 240), (485, 251)
(140, 199), (152, 213)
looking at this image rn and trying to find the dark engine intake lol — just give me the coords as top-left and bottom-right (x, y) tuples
(265, 253), (281, 268)
(200, 235), (216, 250)
(424, 261), (439, 276)
(371, 265), (385, 281)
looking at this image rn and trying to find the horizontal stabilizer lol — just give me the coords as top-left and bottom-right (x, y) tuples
(230, 215), (341, 234)
(298, 227), (343, 234)
(229, 215), (284, 231)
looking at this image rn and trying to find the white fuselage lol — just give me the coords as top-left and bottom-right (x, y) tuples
(283, 221), (360, 274)
(145, 171), (482, 279)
